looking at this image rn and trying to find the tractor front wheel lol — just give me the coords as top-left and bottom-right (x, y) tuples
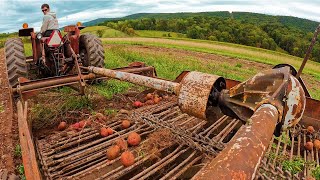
(4, 38), (28, 87)
(79, 34), (105, 68)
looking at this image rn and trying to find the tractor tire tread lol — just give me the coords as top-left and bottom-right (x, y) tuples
(80, 33), (105, 68)
(4, 38), (27, 87)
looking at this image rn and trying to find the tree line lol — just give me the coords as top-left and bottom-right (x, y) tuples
(99, 16), (320, 62)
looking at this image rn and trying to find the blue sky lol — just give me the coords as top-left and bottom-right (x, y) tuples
(0, 0), (320, 33)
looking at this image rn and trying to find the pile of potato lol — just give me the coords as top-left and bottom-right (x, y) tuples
(133, 93), (169, 108)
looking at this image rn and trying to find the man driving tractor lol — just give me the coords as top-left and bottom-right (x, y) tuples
(40, 4), (59, 35)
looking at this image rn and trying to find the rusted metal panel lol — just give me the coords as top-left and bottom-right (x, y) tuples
(12, 65), (156, 100)
(193, 104), (278, 180)
(225, 78), (240, 90)
(64, 25), (76, 32)
(300, 97), (320, 129)
(282, 75), (306, 130)
(178, 71), (225, 119)
(17, 101), (42, 180)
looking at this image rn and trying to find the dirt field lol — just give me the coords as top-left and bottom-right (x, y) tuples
(0, 49), (16, 172)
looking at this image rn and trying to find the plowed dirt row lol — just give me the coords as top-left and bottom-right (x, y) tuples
(0, 49), (15, 172)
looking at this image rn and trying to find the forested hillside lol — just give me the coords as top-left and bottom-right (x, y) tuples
(97, 12), (320, 62)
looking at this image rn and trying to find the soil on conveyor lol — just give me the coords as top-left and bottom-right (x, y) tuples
(0, 49), (16, 173)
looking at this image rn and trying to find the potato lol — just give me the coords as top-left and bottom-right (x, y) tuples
(100, 127), (109, 137)
(120, 151), (135, 167)
(153, 97), (160, 104)
(106, 127), (114, 135)
(122, 120), (131, 129)
(127, 132), (141, 146)
(58, 121), (67, 131)
(307, 126), (315, 134)
(79, 120), (86, 128)
(305, 141), (314, 151)
(146, 93), (153, 100)
(133, 101), (143, 108)
(72, 122), (80, 129)
(314, 139), (320, 150)
(106, 145), (120, 160)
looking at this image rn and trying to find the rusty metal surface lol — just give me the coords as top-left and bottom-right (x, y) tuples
(220, 67), (306, 131)
(178, 71), (225, 119)
(282, 75), (306, 130)
(193, 104), (279, 180)
(17, 101), (42, 180)
(301, 97), (320, 129)
(89, 66), (181, 94)
(64, 25), (76, 32)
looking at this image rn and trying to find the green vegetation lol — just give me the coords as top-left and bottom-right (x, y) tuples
(0, 33), (16, 48)
(99, 14), (320, 62)
(103, 38), (320, 79)
(16, 164), (26, 180)
(104, 108), (118, 116)
(14, 144), (22, 157)
(312, 166), (320, 179)
(80, 26), (128, 38)
(135, 30), (186, 38)
(104, 45), (255, 81)
(94, 80), (133, 99)
(30, 88), (93, 129)
(281, 157), (305, 175)
(0, 103), (4, 113)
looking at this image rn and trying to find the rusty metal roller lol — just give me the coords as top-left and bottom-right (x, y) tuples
(87, 66), (226, 120)
(178, 71), (225, 119)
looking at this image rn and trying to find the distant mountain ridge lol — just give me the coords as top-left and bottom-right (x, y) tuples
(83, 11), (319, 33)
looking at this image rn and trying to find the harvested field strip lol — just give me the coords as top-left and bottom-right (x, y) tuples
(102, 37), (320, 82)
(103, 44), (320, 100)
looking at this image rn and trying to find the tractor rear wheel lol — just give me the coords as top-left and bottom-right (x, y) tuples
(79, 34), (105, 68)
(4, 38), (27, 87)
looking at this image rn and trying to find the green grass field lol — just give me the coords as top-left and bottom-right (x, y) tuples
(135, 30), (186, 38)
(103, 37), (320, 82)
(80, 26), (128, 38)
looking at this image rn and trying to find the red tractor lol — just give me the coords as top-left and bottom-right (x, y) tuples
(4, 22), (104, 87)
